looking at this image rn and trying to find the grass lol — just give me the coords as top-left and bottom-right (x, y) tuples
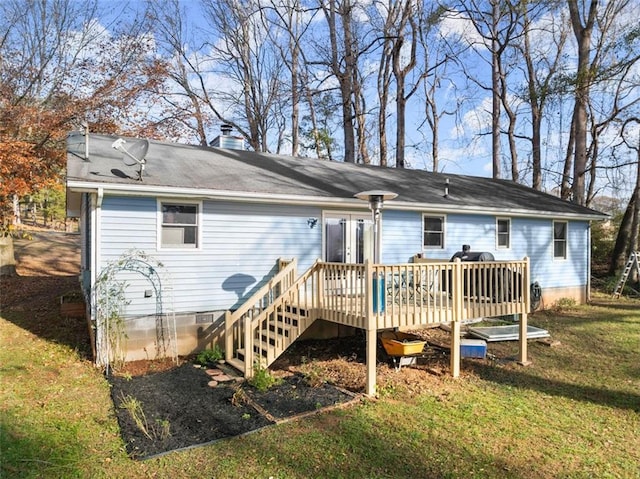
(1, 293), (639, 478)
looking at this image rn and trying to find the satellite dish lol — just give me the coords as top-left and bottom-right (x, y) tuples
(111, 138), (149, 180)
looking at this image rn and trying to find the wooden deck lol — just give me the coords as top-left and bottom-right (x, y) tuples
(225, 258), (531, 395)
(310, 260), (529, 329)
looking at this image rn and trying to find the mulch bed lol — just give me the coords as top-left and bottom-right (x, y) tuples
(109, 363), (357, 459)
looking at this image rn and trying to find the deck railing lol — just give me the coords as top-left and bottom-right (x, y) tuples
(225, 257), (530, 378)
(224, 259), (298, 367)
(371, 258), (530, 329)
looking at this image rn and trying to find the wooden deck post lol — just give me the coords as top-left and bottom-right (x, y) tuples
(366, 327), (377, 396)
(450, 258), (463, 378)
(316, 260), (324, 309)
(518, 312), (531, 366)
(244, 316), (253, 379)
(224, 310), (233, 362)
(450, 320), (461, 378)
(365, 260), (377, 396)
(518, 256), (532, 366)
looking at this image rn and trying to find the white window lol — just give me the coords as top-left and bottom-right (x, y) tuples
(553, 220), (567, 259)
(423, 215), (445, 249)
(496, 218), (510, 249)
(159, 201), (200, 249)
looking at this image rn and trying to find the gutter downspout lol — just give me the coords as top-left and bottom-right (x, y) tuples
(92, 188), (103, 365)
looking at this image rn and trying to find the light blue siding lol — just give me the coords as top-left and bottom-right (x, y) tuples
(445, 214), (496, 255)
(381, 210), (422, 263)
(98, 197), (591, 316)
(99, 196), (322, 315)
(380, 210), (589, 290)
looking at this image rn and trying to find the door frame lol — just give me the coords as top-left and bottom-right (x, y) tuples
(322, 210), (375, 264)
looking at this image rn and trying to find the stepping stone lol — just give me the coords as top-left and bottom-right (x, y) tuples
(205, 369), (223, 376)
(207, 380), (219, 388)
(215, 374), (234, 382)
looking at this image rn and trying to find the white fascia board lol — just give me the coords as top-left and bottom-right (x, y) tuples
(401, 204), (608, 221)
(66, 180), (608, 221)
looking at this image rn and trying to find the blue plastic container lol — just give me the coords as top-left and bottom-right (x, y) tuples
(372, 276), (385, 313)
(460, 339), (487, 358)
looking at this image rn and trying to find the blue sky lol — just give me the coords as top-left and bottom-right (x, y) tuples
(102, 0), (638, 200)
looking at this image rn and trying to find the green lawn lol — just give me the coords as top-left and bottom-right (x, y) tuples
(1, 293), (639, 478)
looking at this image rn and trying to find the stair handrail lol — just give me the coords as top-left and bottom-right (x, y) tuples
(243, 260), (322, 378)
(225, 258), (298, 362)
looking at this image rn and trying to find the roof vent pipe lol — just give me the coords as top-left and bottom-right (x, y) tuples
(444, 178), (450, 198)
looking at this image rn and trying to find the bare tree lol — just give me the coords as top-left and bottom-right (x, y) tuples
(457, 0), (522, 180)
(390, 1), (422, 169)
(566, 0), (598, 204)
(518, 3), (569, 190)
(196, 0), (286, 152)
(262, 0), (320, 156)
(315, 0), (378, 163)
(374, 0), (453, 169)
(563, 0), (639, 205)
(146, 0), (214, 145)
(375, 1), (394, 167)
(609, 118), (640, 275)
(418, 3), (460, 173)
(374, 0), (423, 168)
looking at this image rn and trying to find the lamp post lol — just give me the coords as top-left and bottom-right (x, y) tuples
(354, 190), (396, 398)
(354, 190), (397, 263)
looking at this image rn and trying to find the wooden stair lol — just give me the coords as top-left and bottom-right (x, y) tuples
(226, 304), (314, 376)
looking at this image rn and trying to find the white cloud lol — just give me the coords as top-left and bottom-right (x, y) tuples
(438, 10), (488, 50)
(449, 96), (492, 140)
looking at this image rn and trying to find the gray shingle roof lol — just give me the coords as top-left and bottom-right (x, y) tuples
(66, 133), (607, 220)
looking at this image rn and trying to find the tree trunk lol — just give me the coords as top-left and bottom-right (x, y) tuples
(610, 133), (640, 275)
(12, 195), (21, 226)
(0, 236), (17, 277)
(396, 81), (407, 168)
(498, 55), (517, 181)
(491, 0), (501, 180)
(377, 57), (390, 166)
(531, 107), (542, 189)
(562, 110), (577, 200)
(609, 191), (638, 275)
(522, 9), (542, 190)
(353, 74), (370, 164)
(568, 0), (597, 206)
(290, 35), (300, 157)
(431, 100), (440, 172)
(323, 0), (356, 163)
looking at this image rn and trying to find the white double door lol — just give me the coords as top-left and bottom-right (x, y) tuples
(324, 213), (375, 264)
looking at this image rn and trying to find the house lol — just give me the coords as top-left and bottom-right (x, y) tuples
(66, 132), (607, 394)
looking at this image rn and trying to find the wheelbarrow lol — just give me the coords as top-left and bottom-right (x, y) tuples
(379, 331), (427, 370)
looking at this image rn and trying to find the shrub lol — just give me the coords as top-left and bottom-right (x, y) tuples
(195, 344), (224, 366)
(248, 362), (281, 392)
(553, 297), (577, 312)
(301, 360), (327, 388)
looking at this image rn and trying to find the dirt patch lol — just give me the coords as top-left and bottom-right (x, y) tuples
(12, 230), (80, 276)
(109, 362), (357, 459)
